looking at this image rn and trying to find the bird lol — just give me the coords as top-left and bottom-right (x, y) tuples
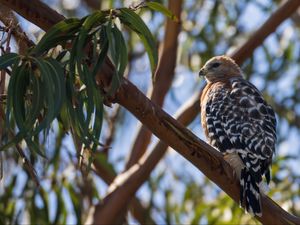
(199, 55), (276, 216)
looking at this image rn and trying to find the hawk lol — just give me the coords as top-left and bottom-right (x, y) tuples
(199, 55), (276, 216)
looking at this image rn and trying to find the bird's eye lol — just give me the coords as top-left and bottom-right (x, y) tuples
(211, 62), (221, 68)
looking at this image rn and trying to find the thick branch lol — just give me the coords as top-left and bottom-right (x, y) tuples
(3, 0), (300, 224)
(91, 77), (300, 225)
(125, 0), (300, 165)
(92, 154), (157, 225)
(91, 93), (200, 224)
(126, 0), (182, 169)
(91, 0), (300, 223)
(0, 0), (65, 31)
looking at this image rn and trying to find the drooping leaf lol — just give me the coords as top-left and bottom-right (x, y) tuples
(66, 184), (81, 222)
(146, 2), (179, 22)
(0, 53), (20, 69)
(91, 28), (109, 77)
(76, 11), (108, 60)
(117, 8), (158, 75)
(6, 63), (23, 128)
(77, 63), (94, 128)
(32, 18), (83, 56)
(111, 25), (128, 77)
(44, 58), (66, 117)
(105, 22), (128, 95)
(33, 59), (56, 130)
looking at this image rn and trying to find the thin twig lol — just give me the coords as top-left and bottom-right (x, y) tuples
(102, 105), (120, 155)
(0, 107), (40, 186)
(0, 4), (34, 53)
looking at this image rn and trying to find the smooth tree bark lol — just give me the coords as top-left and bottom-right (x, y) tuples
(90, 1), (300, 224)
(1, 0), (300, 224)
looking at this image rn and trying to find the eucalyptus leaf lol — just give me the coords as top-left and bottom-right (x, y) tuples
(0, 53), (20, 69)
(117, 8), (158, 76)
(32, 18), (82, 56)
(146, 2), (179, 22)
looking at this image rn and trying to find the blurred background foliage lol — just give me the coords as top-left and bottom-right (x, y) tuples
(0, 0), (300, 224)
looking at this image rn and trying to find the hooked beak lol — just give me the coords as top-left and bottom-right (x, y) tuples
(199, 68), (206, 77)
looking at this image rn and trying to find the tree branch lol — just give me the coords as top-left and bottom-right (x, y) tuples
(125, 0), (183, 169)
(0, 4), (34, 54)
(91, 0), (300, 223)
(232, 0), (300, 65)
(0, 0), (65, 31)
(91, 75), (300, 224)
(91, 93), (200, 224)
(3, 0), (300, 224)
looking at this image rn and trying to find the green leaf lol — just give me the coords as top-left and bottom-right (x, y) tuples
(1, 63), (45, 156)
(83, 11), (108, 29)
(6, 63), (23, 128)
(91, 28), (109, 77)
(94, 152), (115, 175)
(0, 53), (20, 69)
(146, 2), (179, 22)
(1, 64), (26, 151)
(34, 59), (56, 127)
(89, 71), (103, 151)
(66, 184), (81, 222)
(53, 186), (67, 225)
(105, 21), (117, 65)
(44, 58), (66, 117)
(32, 18), (82, 55)
(105, 23), (128, 95)
(117, 8), (158, 75)
(11, 64), (29, 140)
(112, 25), (128, 77)
(77, 63), (94, 127)
(75, 11), (107, 61)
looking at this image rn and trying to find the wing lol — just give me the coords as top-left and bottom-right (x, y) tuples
(223, 78), (276, 180)
(205, 78), (276, 182)
(224, 78), (276, 157)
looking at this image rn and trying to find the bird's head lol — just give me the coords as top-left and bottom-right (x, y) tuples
(199, 55), (243, 83)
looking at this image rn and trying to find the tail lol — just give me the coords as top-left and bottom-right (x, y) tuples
(240, 168), (262, 217)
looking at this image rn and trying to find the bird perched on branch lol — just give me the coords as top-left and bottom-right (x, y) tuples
(199, 55), (276, 216)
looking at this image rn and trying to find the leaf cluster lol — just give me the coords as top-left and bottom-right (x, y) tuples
(0, 3), (177, 157)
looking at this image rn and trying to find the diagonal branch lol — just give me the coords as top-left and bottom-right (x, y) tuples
(91, 75), (300, 225)
(91, 93), (200, 224)
(2, 0), (300, 224)
(0, 0), (65, 31)
(91, 0), (300, 224)
(92, 153), (157, 224)
(232, 0), (300, 64)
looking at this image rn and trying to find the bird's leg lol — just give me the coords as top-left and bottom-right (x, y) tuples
(223, 152), (244, 182)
